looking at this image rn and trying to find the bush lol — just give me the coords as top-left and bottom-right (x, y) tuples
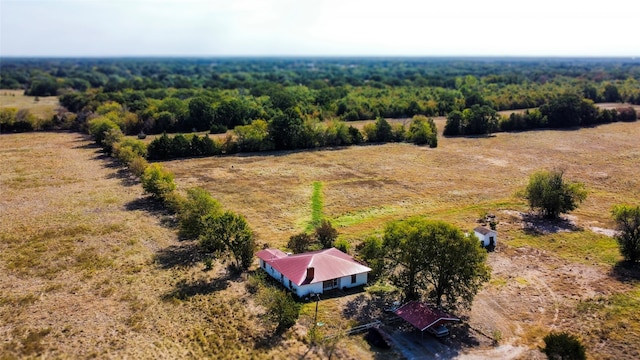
(287, 232), (314, 254)
(612, 204), (640, 263)
(178, 187), (222, 240)
(315, 219), (338, 249)
(258, 286), (301, 333)
(88, 117), (121, 146)
(113, 138), (147, 164)
(140, 163), (176, 201)
(542, 332), (586, 360)
(128, 156), (148, 178)
(334, 238), (350, 253)
(524, 169), (587, 219)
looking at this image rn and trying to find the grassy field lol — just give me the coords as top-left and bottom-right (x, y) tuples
(2, 119), (640, 358)
(0, 89), (59, 119)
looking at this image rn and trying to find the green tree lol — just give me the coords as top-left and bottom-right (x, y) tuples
(178, 187), (222, 240)
(268, 109), (304, 150)
(88, 117), (121, 146)
(259, 286), (301, 333)
(611, 204), (640, 263)
(287, 232), (313, 253)
(102, 127), (124, 154)
(315, 219), (338, 249)
(140, 163), (176, 200)
(542, 332), (586, 360)
(374, 117), (393, 142)
(408, 115), (438, 147)
(234, 119), (273, 152)
(383, 218), (490, 308)
(357, 236), (385, 281)
(199, 211), (255, 271)
(443, 110), (463, 136)
(524, 170), (587, 219)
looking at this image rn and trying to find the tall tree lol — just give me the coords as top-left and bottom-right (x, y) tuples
(199, 211), (255, 271)
(177, 187), (222, 240)
(612, 204), (640, 263)
(315, 219), (338, 249)
(524, 169), (587, 219)
(383, 218), (490, 308)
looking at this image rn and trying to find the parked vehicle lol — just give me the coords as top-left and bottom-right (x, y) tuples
(427, 325), (449, 338)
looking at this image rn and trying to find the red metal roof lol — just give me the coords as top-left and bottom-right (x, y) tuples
(394, 301), (460, 331)
(256, 247), (371, 286)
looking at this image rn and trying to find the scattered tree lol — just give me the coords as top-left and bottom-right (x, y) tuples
(315, 219), (338, 249)
(258, 286), (301, 333)
(612, 204), (640, 263)
(358, 236), (386, 281)
(542, 332), (586, 360)
(383, 218), (490, 308)
(178, 187), (222, 240)
(140, 163), (176, 200)
(287, 232), (314, 254)
(199, 211), (255, 271)
(524, 169), (587, 219)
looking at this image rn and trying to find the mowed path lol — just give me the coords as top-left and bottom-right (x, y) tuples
(164, 120), (640, 246)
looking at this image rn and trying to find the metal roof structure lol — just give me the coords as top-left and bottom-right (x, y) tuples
(256, 247), (371, 286)
(394, 301), (460, 332)
(474, 226), (496, 236)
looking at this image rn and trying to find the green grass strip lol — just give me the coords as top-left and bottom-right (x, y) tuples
(307, 181), (324, 231)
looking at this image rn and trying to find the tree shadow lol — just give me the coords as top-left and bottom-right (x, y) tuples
(125, 197), (177, 227)
(106, 167), (139, 187)
(342, 292), (398, 325)
(154, 242), (203, 269)
(161, 273), (234, 300)
(253, 332), (285, 351)
(610, 261), (640, 284)
(521, 213), (581, 236)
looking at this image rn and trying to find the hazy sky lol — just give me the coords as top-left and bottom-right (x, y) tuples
(1, 0), (638, 57)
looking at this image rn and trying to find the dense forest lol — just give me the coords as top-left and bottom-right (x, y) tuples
(1, 57), (639, 152)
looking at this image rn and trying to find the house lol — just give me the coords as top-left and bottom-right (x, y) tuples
(474, 226), (497, 250)
(256, 247), (371, 298)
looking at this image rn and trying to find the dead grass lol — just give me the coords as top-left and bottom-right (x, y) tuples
(0, 89), (59, 119)
(2, 120), (640, 358)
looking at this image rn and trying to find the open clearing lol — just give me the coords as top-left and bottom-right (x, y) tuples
(2, 120), (640, 358)
(0, 89), (59, 119)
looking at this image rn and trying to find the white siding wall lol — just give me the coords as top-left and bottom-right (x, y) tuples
(260, 261), (370, 298)
(474, 231), (487, 246)
(338, 272), (368, 289)
(474, 231), (497, 247)
(296, 283), (323, 297)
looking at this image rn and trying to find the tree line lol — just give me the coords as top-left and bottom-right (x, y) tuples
(2, 57), (640, 137)
(444, 94), (637, 136)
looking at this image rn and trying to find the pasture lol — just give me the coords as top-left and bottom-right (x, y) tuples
(1, 119), (640, 358)
(0, 89), (59, 119)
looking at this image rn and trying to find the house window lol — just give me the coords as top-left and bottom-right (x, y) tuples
(351, 274), (357, 284)
(289, 280), (292, 289)
(323, 279), (338, 290)
(261, 261), (265, 269)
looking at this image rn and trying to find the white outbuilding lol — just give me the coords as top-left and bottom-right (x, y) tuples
(474, 226), (497, 250)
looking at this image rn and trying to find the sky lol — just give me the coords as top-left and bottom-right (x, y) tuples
(1, 0), (638, 57)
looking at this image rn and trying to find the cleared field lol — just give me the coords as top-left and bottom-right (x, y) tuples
(0, 89), (59, 119)
(2, 120), (640, 358)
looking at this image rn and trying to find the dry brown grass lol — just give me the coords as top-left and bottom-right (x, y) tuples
(0, 89), (59, 119)
(0, 133), (320, 359)
(164, 119), (640, 246)
(2, 120), (640, 358)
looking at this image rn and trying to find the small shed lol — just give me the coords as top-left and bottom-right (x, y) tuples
(474, 226), (497, 250)
(394, 301), (460, 334)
